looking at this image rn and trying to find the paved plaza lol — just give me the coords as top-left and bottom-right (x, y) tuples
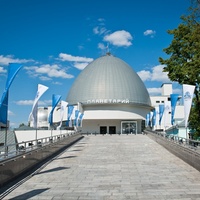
(2, 134), (200, 200)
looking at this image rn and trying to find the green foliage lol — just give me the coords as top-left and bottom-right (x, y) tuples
(159, 6), (200, 136)
(189, 97), (200, 137)
(19, 123), (25, 128)
(159, 10), (200, 86)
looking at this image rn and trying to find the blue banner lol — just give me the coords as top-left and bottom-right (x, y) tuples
(66, 105), (74, 126)
(74, 110), (80, 126)
(152, 109), (156, 127)
(146, 113), (150, 127)
(170, 94), (179, 125)
(48, 94), (62, 125)
(159, 104), (165, 125)
(0, 63), (22, 125)
(78, 113), (84, 127)
(0, 91), (8, 124)
(5, 63), (23, 91)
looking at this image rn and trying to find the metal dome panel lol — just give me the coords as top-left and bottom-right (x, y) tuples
(66, 54), (151, 106)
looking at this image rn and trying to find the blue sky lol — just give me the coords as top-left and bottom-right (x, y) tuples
(0, 0), (191, 128)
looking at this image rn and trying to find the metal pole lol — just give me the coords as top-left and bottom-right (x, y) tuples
(4, 123), (8, 157)
(35, 127), (38, 140)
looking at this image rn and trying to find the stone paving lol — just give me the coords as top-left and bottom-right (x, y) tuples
(2, 134), (200, 200)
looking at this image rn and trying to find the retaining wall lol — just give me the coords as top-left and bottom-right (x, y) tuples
(0, 133), (83, 187)
(145, 130), (200, 172)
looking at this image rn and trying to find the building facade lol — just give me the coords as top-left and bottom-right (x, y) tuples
(66, 53), (152, 134)
(29, 54), (185, 135)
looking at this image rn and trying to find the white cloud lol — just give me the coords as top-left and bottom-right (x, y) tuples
(98, 43), (107, 50)
(0, 66), (6, 74)
(137, 65), (170, 82)
(8, 110), (15, 116)
(104, 30), (133, 47)
(58, 53), (93, 71)
(78, 45), (84, 50)
(93, 27), (99, 34)
(39, 76), (52, 81)
(144, 29), (156, 37)
(52, 81), (62, 85)
(0, 55), (34, 66)
(15, 100), (34, 105)
(98, 18), (105, 22)
(93, 26), (107, 35)
(147, 87), (162, 95)
(25, 64), (74, 79)
(151, 65), (169, 82)
(58, 53), (93, 62)
(137, 70), (151, 81)
(74, 62), (89, 70)
(15, 100), (49, 106)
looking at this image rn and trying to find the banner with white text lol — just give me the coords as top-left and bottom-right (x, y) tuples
(29, 84), (48, 128)
(183, 84), (195, 127)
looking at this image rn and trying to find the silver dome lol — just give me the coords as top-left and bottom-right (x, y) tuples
(66, 54), (151, 106)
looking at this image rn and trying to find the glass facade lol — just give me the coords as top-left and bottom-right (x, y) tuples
(121, 121), (137, 134)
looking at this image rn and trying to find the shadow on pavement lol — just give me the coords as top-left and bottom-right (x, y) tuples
(36, 167), (70, 175)
(9, 188), (50, 200)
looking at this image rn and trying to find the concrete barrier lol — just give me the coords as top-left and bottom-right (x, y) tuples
(0, 133), (83, 187)
(145, 130), (200, 172)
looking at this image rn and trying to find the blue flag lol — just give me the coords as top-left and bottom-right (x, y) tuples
(48, 94), (62, 125)
(74, 110), (80, 126)
(78, 113), (84, 127)
(152, 109), (156, 127)
(146, 113), (150, 127)
(0, 91), (9, 124)
(0, 63), (22, 124)
(66, 105), (74, 126)
(159, 104), (165, 125)
(170, 94), (179, 125)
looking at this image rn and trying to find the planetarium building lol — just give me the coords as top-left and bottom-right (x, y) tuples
(66, 53), (152, 134)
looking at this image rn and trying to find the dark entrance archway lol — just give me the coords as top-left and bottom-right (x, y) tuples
(109, 126), (116, 134)
(100, 126), (107, 134)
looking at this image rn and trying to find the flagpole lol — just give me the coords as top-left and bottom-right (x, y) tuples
(35, 125), (38, 142)
(186, 126), (188, 145)
(4, 123), (8, 157)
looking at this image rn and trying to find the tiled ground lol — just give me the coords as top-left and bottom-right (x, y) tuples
(3, 134), (200, 200)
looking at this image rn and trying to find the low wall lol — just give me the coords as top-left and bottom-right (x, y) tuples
(15, 129), (75, 143)
(145, 130), (200, 172)
(0, 133), (83, 187)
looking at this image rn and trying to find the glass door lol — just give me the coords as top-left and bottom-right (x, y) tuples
(121, 121), (137, 134)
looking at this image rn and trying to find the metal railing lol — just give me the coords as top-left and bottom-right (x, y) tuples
(0, 130), (76, 160)
(145, 130), (200, 151)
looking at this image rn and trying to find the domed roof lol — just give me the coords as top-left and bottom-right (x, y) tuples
(66, 54), (151, 107)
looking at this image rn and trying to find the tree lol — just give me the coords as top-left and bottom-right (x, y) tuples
(159, 6), (200, 137)
(19, 123), (25, 128)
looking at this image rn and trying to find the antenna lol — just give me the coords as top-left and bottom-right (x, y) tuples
(106, 43), (111, 55)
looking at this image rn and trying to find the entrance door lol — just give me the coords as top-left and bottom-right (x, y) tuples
(121, 121), (137, 134)
(109, 126), (116, 134)
(100, 126), (107, 134)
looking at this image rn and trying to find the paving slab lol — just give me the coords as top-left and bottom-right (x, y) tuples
(2, 134), (200, 200)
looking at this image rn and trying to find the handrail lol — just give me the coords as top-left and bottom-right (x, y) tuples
(0, 130), (77, 161)
(144, 129), (200, 151)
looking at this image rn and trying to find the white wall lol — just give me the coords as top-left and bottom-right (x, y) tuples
(15, 130), (74, 143)
(79, 119), (143, 134)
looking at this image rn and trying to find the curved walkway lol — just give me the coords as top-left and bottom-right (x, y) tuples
(3, 134), (200, 200)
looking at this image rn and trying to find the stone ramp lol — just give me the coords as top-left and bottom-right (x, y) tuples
(2, 135), (200, 200)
